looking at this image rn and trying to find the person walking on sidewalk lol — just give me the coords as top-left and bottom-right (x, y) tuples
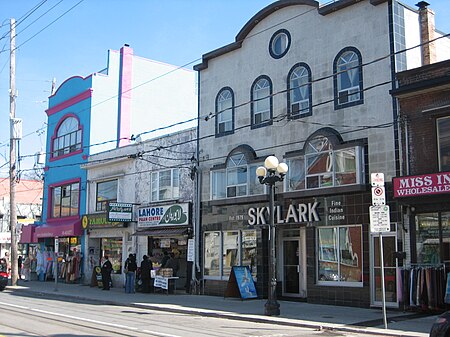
(101, 256), (113, 290)
(124, 254), (137, 293)
(140, 255), (152, 293)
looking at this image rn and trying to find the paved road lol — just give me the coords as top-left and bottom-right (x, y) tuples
(0, 291), (376, 337)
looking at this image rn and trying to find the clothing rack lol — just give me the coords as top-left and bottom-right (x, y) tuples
(399, 264), (447, 312)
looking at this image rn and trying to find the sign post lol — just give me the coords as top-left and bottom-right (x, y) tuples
(370, 173), (389, 329)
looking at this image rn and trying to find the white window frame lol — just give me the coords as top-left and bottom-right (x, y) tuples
(336, 51), (361, 105)
(217, 89), (233, 134)
(289, 66), (310, 116)
(151, 168), (180, 202)
(286, 145), (363, 191)
(317, 224), (363, 287)
(53, 117), (82, 158)
(252, 78), (271, 126)
(210, 156), (265, 200)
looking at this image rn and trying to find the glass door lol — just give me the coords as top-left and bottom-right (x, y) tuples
(371, 233), (398, 307)
(282, 237), (305, 297)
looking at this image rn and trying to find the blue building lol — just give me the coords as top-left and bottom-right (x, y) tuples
(22, 45), (196, 282)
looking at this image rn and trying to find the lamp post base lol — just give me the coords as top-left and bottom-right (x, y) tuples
(264, 300), (280, 316)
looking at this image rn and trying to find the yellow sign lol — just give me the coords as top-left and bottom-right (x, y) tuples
(82, 215), (88, 229)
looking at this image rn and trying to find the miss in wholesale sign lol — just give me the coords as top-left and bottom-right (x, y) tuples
(138, 203), (189, 228)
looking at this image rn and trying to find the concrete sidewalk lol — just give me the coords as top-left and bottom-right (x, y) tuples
(3, 280), (435, 337)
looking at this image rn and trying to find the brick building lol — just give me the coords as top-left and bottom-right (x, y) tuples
(391, 59), (450, 311)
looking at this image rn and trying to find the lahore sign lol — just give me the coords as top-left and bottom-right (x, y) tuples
(393, 172), (450, 198)
(138, 203), (190, 228)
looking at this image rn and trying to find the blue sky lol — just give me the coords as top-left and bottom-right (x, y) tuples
(0, 0), (449, 177)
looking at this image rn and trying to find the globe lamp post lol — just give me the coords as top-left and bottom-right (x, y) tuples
(256, 155), (288, 316)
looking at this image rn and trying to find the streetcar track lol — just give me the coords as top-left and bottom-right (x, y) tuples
(0, 303), (169, 337)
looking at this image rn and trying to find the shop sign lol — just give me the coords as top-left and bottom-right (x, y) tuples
(138, 203), (189, 227)
(393, 172), (450, 198)
(0, 232), (11, 243)
(108, 202), (133, 222)
(247, 202), (320, 226)
(82, 214), (123, 229)
(327, 199), (345, 223)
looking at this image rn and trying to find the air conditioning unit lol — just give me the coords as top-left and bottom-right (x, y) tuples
(291, 100), (309, 115)
(338, 87), (360, 104)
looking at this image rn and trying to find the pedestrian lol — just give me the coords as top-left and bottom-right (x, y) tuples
(164, 253), (179, 277)
(22, 255), (31, 281)
(160, 250), (170, 268)
(4, 252), (10, 274)
(124, 253), (137, 293)
(101, 256), (112, 290)
(18, 255), (23, 280)
(140, 255), (152, 293)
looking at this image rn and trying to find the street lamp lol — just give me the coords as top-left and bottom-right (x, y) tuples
(256, 155), (288, 316)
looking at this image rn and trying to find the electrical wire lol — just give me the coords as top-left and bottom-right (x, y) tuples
(2, 5), (449, 174)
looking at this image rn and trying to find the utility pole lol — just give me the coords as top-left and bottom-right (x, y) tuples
(9, 18), (18, 287)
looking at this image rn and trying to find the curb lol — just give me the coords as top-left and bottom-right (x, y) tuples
(10, 287), (427, 337)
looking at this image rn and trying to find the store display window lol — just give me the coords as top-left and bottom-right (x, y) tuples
(416, 212), (450, 264)
(101, 237), (122, 274)
(317, 225), (362, 285)
(203, 229), (257, 280)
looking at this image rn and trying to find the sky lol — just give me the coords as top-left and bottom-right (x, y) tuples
(0, 0), (449, 178)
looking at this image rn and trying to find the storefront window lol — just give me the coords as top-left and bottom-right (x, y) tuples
(416, 213), (440, 264)
(101, 237), (122, 274)
(317, 225), (362, 284)
(242, 230), (257, 278)
(442, 212), (450, 262)
(204, 232), (221, 276)
(223, 231), (239, 276)
(204, 230), (257, 280)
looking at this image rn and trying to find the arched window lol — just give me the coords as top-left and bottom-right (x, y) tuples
(286, 130), (363, 191)
(52, 116), (82, 158)
(216, 87), (234, 136)
(334, 47), (363, 109)
(210, 146), (264, 199)
(288, 63), (312, 118)
(251, 76), (273, 129)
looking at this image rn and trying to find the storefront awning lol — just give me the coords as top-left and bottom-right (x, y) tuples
(19, 225), (36, 244)
(34, 219), (83, 240)
(133, 227), (189, 237)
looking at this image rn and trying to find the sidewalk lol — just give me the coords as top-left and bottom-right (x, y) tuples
(4, 280), (435, 337)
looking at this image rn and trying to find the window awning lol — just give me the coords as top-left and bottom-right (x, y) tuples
(19, 225), (36, 244)
(133, 227), (190, 237)
(34, 219), (83, 240)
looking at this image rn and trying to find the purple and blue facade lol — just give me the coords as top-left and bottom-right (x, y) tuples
(23, 46), (135, 266)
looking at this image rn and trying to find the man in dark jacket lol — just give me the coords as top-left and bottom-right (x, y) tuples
(101, 256), (112, 290)
(140, 255), (152, 293)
